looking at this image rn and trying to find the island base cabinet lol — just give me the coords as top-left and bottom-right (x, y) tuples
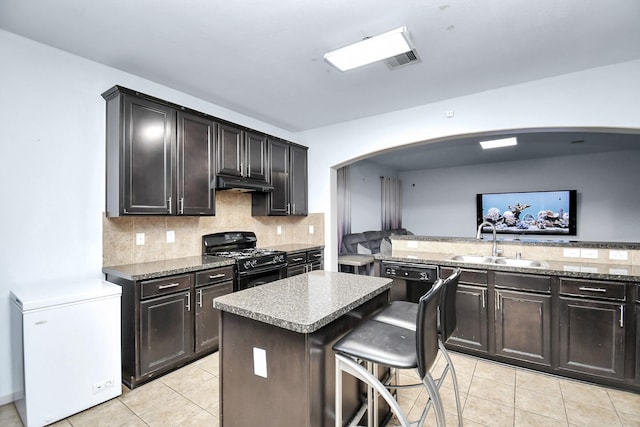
(219, 293), (389, 427)
(558, 297), (625, 380)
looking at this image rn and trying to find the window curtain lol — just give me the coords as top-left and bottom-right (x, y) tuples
(380, 176), (402, 230)
(337, 166), (351, 254)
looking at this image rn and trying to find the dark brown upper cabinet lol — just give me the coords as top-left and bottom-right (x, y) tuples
(216, 123), (268, 182)
(252, 139), (308, 216)
(103, 86), (215, 216)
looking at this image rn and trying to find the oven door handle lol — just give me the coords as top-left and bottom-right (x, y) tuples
(237, 263), (288, 277)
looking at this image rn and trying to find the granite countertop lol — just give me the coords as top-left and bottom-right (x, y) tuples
(390, 235), (640, 250)
(378, 251), (640, 282)
(102, 255), (235, 281)
(262, 243), (324, 253)
(213, 270), (392, 333)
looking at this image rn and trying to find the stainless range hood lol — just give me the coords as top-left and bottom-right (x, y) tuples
(214, 175), (274, 192)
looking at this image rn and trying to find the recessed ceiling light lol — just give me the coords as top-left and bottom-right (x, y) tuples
(324, 26), (413, 71)
(479, 137), (518, 150)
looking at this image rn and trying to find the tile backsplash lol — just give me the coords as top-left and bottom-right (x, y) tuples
(103, 191), (324, 267)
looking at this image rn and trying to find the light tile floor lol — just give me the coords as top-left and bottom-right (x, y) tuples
(1, 351), (639, 426)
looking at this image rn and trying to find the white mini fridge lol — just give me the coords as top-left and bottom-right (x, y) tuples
(11, 279), (122, 427)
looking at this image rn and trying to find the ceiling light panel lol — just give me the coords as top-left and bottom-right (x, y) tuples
(324, 26), (412, 71)
(480, 137), (518, 150)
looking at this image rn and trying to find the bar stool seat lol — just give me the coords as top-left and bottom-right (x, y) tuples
(333, 278), (446, 427)
(371, 268), (463, 426)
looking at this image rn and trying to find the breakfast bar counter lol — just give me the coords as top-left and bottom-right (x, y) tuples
(213, 271), (392, 427)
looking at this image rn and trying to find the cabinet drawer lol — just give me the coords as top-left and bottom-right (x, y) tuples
(442, 267), (487, 286)
(494, 272), (551, 293)
(195, 266), (235, 286)
(559, 278), (626, 301)
(287, 252), (307, 266)
(306, 249), (323, 263)
(141, 274), (192, 299)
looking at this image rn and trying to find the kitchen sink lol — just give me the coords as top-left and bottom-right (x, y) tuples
(448, 255), (494, 264)
(493, 258), (543, 267)
(447, 254), (545, 268)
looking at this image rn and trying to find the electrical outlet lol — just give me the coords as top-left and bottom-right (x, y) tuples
(92, 378), (114, 394)
(609, 250), (628, 261)
(276, 225), (282, 235)
(562, 248), (580, 258)
(136, 233), (145, 246)
(580, 249), (599, 259)
(253, 347), (267, 378)
(308, 225), (314, 234)
(166, 230), (175, 243)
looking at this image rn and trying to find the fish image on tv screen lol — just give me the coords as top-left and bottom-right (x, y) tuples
(476, 190), (577, 235)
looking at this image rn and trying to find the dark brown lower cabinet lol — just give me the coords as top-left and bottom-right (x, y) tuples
(107, 264), (234, 388)
(494, 289), (551, 366)
(558, 296), (626, 380)
(443, 268), (489, 354)
(636, 284), (640, 385)
(195, 280), (233, 354)
(140, 291), (193, 377)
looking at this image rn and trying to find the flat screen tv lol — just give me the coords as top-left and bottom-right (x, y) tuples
(476, 190), (577, 236)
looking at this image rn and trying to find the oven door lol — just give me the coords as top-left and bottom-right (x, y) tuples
(236, 264), (287, 291)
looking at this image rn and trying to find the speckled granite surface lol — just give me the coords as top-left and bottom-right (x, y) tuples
(213, 270), (392, 333)
(102, 255), (235, 281)
(262, 243), (324, 253)
(378, 251), (640, 281)
(391, 235), (640, 250)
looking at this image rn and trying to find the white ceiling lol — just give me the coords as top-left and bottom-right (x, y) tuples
(2, 0), (640, 133)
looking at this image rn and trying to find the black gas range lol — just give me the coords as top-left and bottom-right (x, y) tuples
(202, 231), (287, 291)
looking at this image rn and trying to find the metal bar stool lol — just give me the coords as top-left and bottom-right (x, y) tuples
(372, 268), (463, 426)
(333, 278), (446, 427)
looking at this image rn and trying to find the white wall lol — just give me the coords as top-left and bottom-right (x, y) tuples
(0, 30), (295, 404)
(348, 160), (398, 232)
(298, 60), (640, 269)
(400, 150), (640, 241)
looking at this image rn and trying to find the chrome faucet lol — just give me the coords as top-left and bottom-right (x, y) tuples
(476, 221), (499, 258)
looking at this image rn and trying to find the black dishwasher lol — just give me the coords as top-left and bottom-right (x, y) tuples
(380, 261), (439, 302)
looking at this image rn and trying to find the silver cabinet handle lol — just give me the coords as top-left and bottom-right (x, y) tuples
(158, 283), (180, 289)
(167, 196), (172, 214)
(208, 273), (226, 279)
(292, 257), (304, 262)
(620, 305), (624, 328)
(286, 203), (291, 215)
(179, 197), (184, 215)
(240, 161), (244, 176)
(578, 286), (606, 293)
(198, 289), (203, 308)
(313, 253), (322, 258)
(186, 292), (191, 311)
(481, 289), (485, 308)
(292, 203), (296, 215)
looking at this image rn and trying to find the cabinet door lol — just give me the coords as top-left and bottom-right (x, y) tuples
(177, 112), (216, 215)
(289, 144), (308, 215)
(195, 281), (233, 354)
(266, 139), (289, 215)
(216, 123), (243, 177)
(447, 284), (489, 353)
(495, 289), (551, 366)
(636, 301), (640, 385)
(245, 131), (268, 182)
(123, 96), (175, 214)
(558, 297), (625, 380)
(139, 291), (192, 376)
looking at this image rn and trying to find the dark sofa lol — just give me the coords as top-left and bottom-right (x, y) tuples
(340, 228), (412, 256)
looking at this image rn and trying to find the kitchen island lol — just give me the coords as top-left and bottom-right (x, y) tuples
(213, 270), (392, 427)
